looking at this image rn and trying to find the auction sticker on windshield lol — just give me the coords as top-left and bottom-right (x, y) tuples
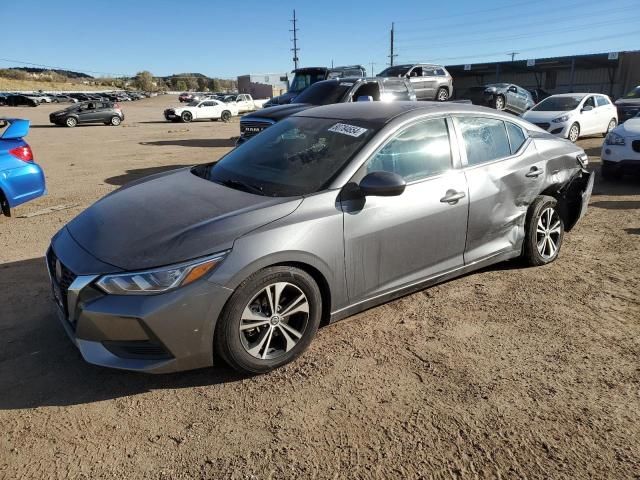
(328, 123), (368, 137)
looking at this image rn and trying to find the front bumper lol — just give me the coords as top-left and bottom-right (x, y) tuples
(601, 141), (640, 163)
(602, 159), (640, 175)
(46, 246), (234, 373)
(530, 120), (571, 137)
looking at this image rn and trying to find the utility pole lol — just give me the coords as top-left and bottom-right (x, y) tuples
(290, 10), (300, 70)
(388, 22), (398, 66)
(369, 61), (377, 76)
(507, 51), (519, 62)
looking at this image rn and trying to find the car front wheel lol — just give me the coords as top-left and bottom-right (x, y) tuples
(215, 266), (322, 374)
(65, 117), (77, 128)
(110, 116), (121, 126)
(602, 118), (616, 137)
(436, 88), (449, 101)
(568, 123), (580, 142)
(221, 110), (232, 122)
(181, 111), (192, 122)
(494, 95), (505, 110)
(522, 196), (564, 266)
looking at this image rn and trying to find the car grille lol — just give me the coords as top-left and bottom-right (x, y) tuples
(102, 340), (172, 360)
(535, 122), (550, 130)
(633, 140), (640, 153)
(47, 249), (77, 318)
(240, 119), (274, 138)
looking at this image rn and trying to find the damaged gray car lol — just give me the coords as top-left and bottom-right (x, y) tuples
(47, 102), (593, 375)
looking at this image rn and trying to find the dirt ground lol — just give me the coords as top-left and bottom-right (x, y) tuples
(0, 96), (638, 480)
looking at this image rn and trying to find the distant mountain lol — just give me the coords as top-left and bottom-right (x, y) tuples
(162, 72), (209, 80)
(8, 67), (93, 79)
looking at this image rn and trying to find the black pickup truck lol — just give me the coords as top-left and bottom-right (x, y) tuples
(237, 76), (416, 145)
(263, 65), (366, 107)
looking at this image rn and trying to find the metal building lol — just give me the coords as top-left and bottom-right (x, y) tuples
(237, 73), (289, 99)
(447, 50), (640, 100)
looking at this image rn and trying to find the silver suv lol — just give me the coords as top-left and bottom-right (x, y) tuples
(378, 63), (453, 101)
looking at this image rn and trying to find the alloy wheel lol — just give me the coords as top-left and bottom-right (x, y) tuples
(607, 119), (616, 133)
(536, 207), (561, 260)
(495, 96), (505, 110)
(239, 282), (310, 360)
(437, 89), (449, 101)
(569, 124), (579, 142)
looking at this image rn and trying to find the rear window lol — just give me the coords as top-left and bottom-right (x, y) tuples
(506, 122), (527, 153)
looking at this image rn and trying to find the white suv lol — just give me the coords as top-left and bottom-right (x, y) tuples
(523, 93), (618, 142)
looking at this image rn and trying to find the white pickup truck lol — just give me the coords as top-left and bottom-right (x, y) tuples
(163, 99), (239, 123)
(221, 94), (269, 113)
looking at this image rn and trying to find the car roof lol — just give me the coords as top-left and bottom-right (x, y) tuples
(292, 101), (506, 127)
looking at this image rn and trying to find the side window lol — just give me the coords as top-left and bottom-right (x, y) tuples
(584, 96), (596, 109)
(381, 79), (411, 100)
(505, 122), (527, 154)
(596, 96), (610, 107)
(409, 66), (422, 77)
(365, 118), (452, 182)
(202, 101), (215, 107)
(423, 67), (437, 76)
(456, 117), (511, 166)
(435, 68), (446, 76)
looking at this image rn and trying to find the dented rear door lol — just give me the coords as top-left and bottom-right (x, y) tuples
(453, 115), (544, 264)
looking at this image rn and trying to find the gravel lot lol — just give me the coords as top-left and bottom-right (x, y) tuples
(1, 96), (638, 479)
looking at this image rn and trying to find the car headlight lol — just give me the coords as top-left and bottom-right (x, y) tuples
(96, 252), (228, 295)
(605, 132), (625, 145)
(576, 152), (589, 168)
(552, 115), (570, 123)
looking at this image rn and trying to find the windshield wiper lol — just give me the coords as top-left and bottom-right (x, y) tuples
(219, 179), (265, 195)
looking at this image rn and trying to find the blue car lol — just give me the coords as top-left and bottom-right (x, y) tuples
(0, 118), (46, 216)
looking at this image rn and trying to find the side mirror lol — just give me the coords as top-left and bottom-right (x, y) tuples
(359, 171), (406, 197)
(581, 105), (594, 112)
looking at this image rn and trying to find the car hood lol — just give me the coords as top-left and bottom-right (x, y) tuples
(265, 91), (299, 106)
(64, 168), (302, 272)
(242, 103), (313, 122)
(615, 98), (640, 106)
(612, 117), (640, 136)
(522, 110), (574, 122)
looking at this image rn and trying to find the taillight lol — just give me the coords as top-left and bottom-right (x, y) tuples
(9, 145), (33, 162)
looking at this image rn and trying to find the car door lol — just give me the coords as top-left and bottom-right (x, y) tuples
(77, 103), (97, 123)
(421, 67), (440, 100)
(505, 85), (520, 112)
(341, 117), (469, 301)
(195, 101), (215, 119)
(579, 96), (599, 134)
(453, 115), (542, 263)
(407, 66), (427, 100)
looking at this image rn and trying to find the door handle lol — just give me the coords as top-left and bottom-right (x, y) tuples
(440, 190), (466, 204)
(525, 167), (544, 178)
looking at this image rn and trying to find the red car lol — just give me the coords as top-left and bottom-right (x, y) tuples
(178, 92), (194, 103)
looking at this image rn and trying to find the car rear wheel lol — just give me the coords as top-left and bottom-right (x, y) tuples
(568, 123), (580, 142)
(494, 95), (505, 110)
(221, 110), (232, 122)
(602, 118), (616, 137)
(65, 117), (77, 128)
(181, 111), (192, 123)
(110, 116), (121, 126)
(214, 266), (322, 374)
(522, 196), (564, 267)
(436, 88), (449, 102)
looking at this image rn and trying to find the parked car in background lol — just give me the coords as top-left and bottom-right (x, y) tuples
(49, 101), (124, 127)
(0, 118), (46, 216)
(377, 63), (453, 101)
(5, 95), (39, 107)
(46, 101), (593, 374)
(237, 76), (416, 144)
(614, 85), (640, 123)
(463, 83), (534, 114)
(522, 93), (618, 142)
(224, 94), (269, 113)
(179, 92), (194, 102)
(263, 65), (367, 107)
(0, 94), (7, 106)
(164, 98), (238, 123)
(601, 111), (640, 179)
(529, 88), (552, 104)
(50, 94), (78, 103)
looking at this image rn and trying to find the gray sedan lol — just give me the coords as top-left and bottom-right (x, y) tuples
(47, 102), (593, 374)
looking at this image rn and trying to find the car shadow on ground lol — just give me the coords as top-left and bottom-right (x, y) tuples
(0, 257), (245, 410)
(104, 165), (192, 186)
(140, 138), (237, 148)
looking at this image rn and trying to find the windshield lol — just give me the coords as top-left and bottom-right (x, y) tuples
(289, 71), (327, 93)
(202, 116), (377, 196)
(378, 66), (411, 77)
(292, 81), (350, 105)
(532, 96), (582, 111)
(623, 86), (640, 98)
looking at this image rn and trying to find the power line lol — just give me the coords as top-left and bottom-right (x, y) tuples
(290, 9), (300, 70)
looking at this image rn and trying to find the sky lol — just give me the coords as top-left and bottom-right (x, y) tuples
(1, 0), (638, 79)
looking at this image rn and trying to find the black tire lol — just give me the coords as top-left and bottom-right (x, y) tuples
(436, 87), (449, 102)
(602, 118), (617, 137)
(181, 111), (192, 123)
(568, 123), (580, 143)
(109, 115), (121, 126)
(221, 110), (232, 122)
(494, 95), (505, 111)
(522, 196), (564, 267)
(214, 266), (322, 374)
(65, 116), (77, 128)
